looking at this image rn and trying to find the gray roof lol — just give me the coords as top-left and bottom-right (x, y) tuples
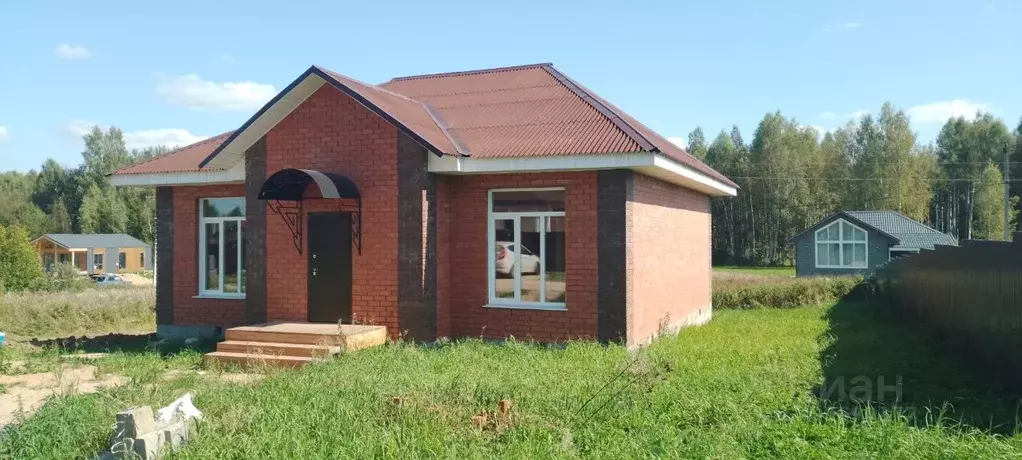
(843, 211), (958, 250)
(37, 233), (150, 249)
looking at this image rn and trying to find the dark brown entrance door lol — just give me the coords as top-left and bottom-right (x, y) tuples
(307, 212), (353, 323)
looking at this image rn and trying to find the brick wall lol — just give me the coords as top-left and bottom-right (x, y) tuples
(170, 184), (247, 327)
(442, 172), (599, 342)
(626, 173), (712, 346)
(263, 85), (401, 333)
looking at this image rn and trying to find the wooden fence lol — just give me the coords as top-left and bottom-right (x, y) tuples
(875, 234), (1022, 385)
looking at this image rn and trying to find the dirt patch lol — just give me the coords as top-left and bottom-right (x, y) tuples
(0, 365), (127, 428)
(118, 273), (154, 286)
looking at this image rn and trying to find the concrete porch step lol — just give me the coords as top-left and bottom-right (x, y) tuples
(216, 340), (341, 357)
(204, 322), (388, 369)
(203, 351), (316, 369)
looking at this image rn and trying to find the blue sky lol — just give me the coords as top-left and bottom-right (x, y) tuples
(0, 0), (1018, 172)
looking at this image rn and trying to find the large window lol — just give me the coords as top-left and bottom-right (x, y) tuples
(488, 188), (566, 310)
(200, 198), (246, 296)
(815, 219), (867, 268)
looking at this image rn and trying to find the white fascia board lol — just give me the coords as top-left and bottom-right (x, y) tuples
(111, 160), (244, 187)
(204, 74), (327, 170)
(428, 152), (737, 197)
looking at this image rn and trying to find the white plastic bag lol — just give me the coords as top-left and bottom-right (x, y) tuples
(156, 393), (203, 424)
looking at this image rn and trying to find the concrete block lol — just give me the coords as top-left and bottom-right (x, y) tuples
(132, 430), (166, 460)
(161, 420), (192, 453)
(115, 406), (156, 440)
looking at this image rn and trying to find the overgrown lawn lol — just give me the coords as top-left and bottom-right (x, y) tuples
(0, 286), (155, 339)
(2, 302), (1020, 459)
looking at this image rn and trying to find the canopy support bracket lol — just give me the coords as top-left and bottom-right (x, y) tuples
(267, 199), (303, 254)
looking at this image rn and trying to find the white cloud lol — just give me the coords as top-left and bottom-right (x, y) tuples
(819, 111), (838, 119)
(55, 43), (91, 60)
(61, 120), (206, 149)
(0, 125), (8, 142)
(666, 136), (687, 149)
(847, 109), (871, 119)
(155, 74), (276, 111)
(907, 99), (990, 124)
(838, 22), (862, 30)
(124, 129), (207, 149)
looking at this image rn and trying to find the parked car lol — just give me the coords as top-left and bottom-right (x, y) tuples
(494, 241), (541, 276)
(90, 274), (126, 286)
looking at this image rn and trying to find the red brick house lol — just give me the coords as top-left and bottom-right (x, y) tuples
(112, 63), (736, 347)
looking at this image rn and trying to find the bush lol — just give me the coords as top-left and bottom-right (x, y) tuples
(713, 276), (863, 309)
(32, 262), (93, 292)
(0, 225), (44, 291)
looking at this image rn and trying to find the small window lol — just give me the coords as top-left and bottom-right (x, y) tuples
(118, 252), (127, 270)
(489, 188), (566, 309)
(93, 253), (104, 271)
(200, 198), (246, 296)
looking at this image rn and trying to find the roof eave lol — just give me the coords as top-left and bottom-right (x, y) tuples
(428, 151), (737, 197)
(787, 211), (902, 244)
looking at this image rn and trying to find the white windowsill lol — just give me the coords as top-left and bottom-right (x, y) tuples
(814, 265), (868, 270)
(483, 303), (567, 312)
(193, 293), (246, 300)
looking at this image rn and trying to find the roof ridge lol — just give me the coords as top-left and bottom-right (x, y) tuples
(116, 131), (234, 174)
(314, 66), (422, 103)
(382, 63), (554, 84)
(539, 64), (658, 152)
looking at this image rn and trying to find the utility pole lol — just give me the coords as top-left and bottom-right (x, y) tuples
(1005, 142), (1012, 241)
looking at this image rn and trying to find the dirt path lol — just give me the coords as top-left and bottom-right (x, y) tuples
(0, 365), (127, 428)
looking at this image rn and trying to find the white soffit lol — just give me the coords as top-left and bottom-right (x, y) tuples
(428, 153), (738, 197)
(110, 160), (244, 187)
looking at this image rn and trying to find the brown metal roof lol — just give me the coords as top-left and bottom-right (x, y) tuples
(315, 67), (456, 155)
(115, 131), (235, 174)
(114, 63), (735, 188)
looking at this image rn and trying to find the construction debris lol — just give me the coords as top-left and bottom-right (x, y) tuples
(98, 394), (202, 460)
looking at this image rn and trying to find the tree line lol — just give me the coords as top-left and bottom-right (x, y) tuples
(0, 126), (167, 243)
(694, 102), (1021, 266)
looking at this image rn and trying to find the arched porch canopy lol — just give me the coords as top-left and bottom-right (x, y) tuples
(258, 168), (362, 254)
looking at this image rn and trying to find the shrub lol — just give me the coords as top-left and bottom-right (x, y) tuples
(713, 276), (863, 309)
(33, 262), (93, 292)
(0, 225), (44, 292)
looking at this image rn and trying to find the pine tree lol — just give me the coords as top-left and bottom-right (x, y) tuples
(48, 199), (72, 233)
(687, 127), (708, 161)
(78, 184), (104, 233)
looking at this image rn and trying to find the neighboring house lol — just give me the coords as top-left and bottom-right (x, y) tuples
(31, 233), (152, 274)
(789, 211), (958, 277)
(110, 63), (737, 347)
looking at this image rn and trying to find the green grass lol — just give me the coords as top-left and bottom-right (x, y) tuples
(0, 286), (155, 339)
(3, 301), (1021, 459)
(714, 265), (796, 277)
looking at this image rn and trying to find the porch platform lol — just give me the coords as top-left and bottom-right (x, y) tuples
(204, 322), (387, 368)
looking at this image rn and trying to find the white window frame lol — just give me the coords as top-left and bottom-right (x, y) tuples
(486, 187), (567, 311)
(199, 197), (246, 298)
(814, 218), (869, 269)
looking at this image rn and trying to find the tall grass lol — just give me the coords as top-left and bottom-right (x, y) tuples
(0, 286), (155, 339)
(713, 270), (863, 309)
(3, 305), (1020, 459)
